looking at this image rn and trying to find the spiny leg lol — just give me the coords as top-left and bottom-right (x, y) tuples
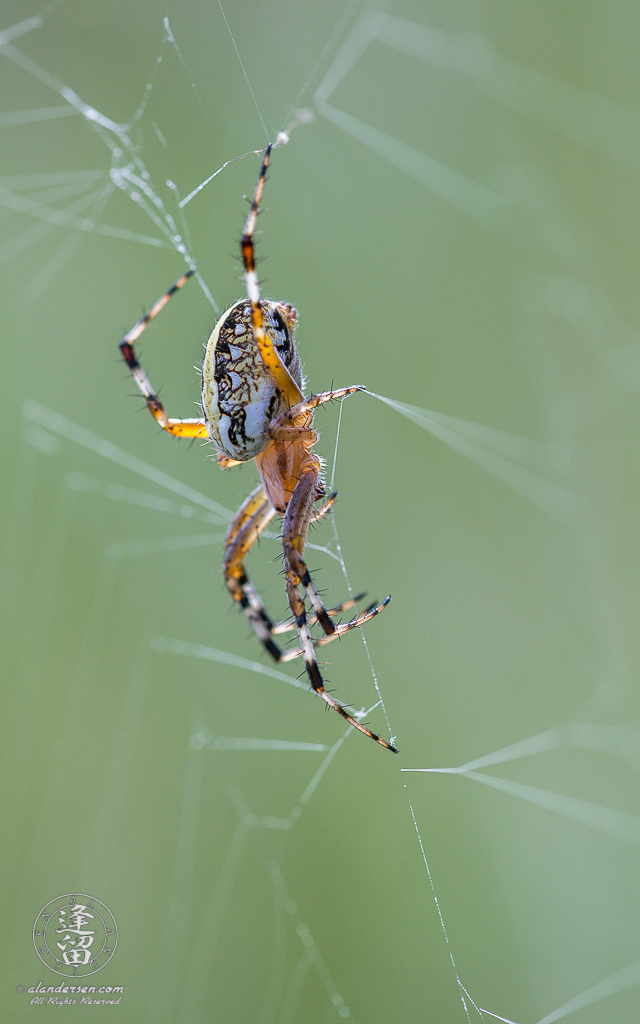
(282, 467), (338, 637)
(225, 484), (272, 547)
(270, 491), (366, 632)
(282, 467), (397, 753)
(241, 145), (304, 409)
(310, 489), (337, 524)
(267, 387), (366, 441)
(271, 493), (369, 632)
(225, 485), (360, 645)
(279, 597), (391, 658)
(119, 268), (208, 438)
(230, 509), (394, 747)
(271, 594), (366, 635)
(224, 485), (282, 659)
(282, 474), (391, 641)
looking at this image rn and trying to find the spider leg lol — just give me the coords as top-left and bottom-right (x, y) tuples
(270, 490), (367, 630)
(217, 453), (245, 469)
(119, 269), (208, 438)
(241, 145), (304, 409)
(224, 486), (369, 664)
(271, 593), (366, 635)
(282, 465), (397, 752)
(224, 484), (282, 659)
(310, 489), (337, 523)
(267, 387), (366, 441)
(278, 597), (390, 657)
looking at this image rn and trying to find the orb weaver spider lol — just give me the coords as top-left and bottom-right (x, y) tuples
(119, 140), (397, 753)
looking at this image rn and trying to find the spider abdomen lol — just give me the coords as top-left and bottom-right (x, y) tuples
(201, 299), (303, 461)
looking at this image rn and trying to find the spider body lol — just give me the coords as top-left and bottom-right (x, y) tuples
(119, 142), (397, 753)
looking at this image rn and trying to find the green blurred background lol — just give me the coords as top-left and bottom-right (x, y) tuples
(3, 1), (640, 1021)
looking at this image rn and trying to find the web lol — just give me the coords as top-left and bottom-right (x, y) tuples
(2, 2), (640, 1021)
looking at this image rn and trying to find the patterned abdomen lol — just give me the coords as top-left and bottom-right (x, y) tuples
(201, 299), (303, 461)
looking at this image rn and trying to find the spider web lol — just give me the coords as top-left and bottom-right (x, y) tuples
(2, 2), (640, 1021)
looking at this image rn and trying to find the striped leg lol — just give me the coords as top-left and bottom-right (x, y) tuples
(310, 489), (337, 523)
(282, 467), (397, 753)
(269, 491), (369, 634)
(267, 387), (366, 442)
(223, 485), (281, 660)
(223, 484), (373, 662)
(278, 596), (390, 660)
(270, 593), (365, 635)
(240, 145), (305, 409)
(119, 268), (208, 438)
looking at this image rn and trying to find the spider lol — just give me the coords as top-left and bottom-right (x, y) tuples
(119, 140), (397, 753)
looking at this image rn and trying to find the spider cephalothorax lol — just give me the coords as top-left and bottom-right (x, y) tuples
(119, 141), (396, 752)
